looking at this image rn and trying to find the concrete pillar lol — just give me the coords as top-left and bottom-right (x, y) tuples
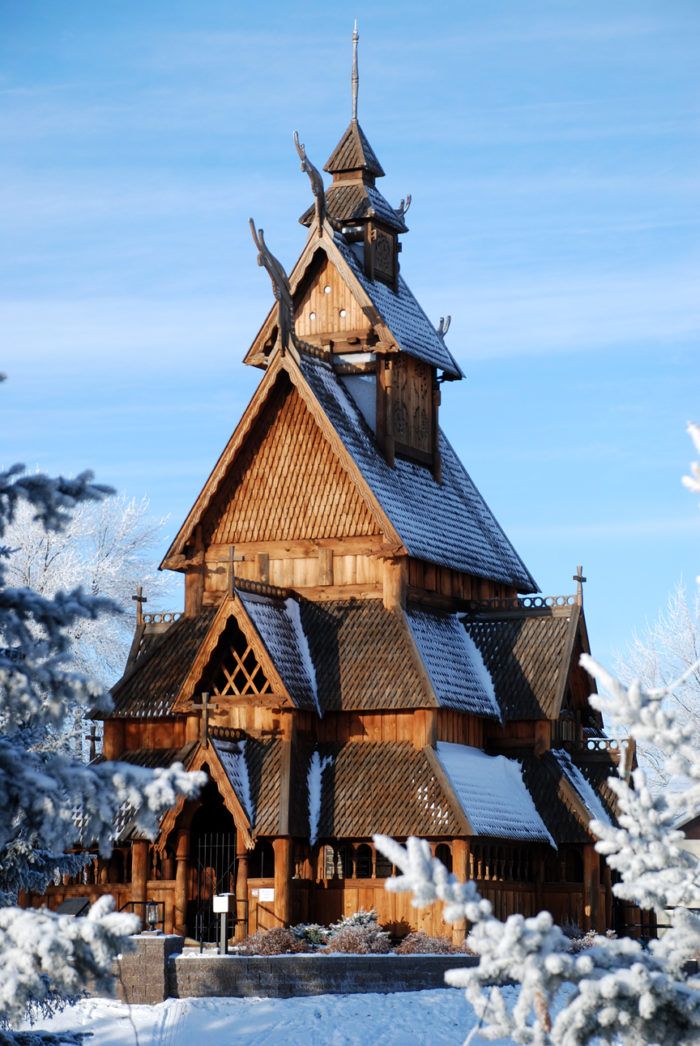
(235, 837), (249, 941)
(174, 829), (190, 937)
(273, 837), (293, 929)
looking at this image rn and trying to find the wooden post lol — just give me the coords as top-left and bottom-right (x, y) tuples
(382, 557), (407, 611)
(131, 840), (149, 915)
(317, 547), (333, 587)
(582, 843), (601, 932)
(451, 838), (470, 945)
(235, 838), (249, 941)
(273, 837), (293, 929)
(174, 829), (190, 937)
(102, 719), (125, 761)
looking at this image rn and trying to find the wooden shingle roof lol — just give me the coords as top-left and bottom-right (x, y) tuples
(211, 736), (283, 837)
(109, 608), (217, 718)
(463, 603), (577, 720)
(300, 354), (536, 590)
(290, 741), (465, 838)
(324, 120), (384, 177)
(300, 182), (407, 233)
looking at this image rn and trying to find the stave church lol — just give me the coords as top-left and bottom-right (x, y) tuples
(36, 31), (627, 944)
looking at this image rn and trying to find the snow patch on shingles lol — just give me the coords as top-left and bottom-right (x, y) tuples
(285, 597), (320, 717)
(307, 750), (332, 846)
(214, 739), (255, 826)
(461, 629), (500, 721)
(436, 742), (555, 846)
(552, 748), (612, 828)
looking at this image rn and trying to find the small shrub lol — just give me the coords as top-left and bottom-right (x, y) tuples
(235, 927), (310, 955)
(329, 908), (379, 934)
(290, 922), (329, 948)
(324, 912), (392, 955)
(395, 931), (465, 955)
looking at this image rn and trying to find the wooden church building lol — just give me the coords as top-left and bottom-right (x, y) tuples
(40, 33), (624, 943)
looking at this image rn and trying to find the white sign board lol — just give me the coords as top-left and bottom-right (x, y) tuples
(212, 893), (235, 913)
(257, 888), (275, 902)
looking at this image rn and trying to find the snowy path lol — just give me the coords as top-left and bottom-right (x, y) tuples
(24, 989), (515, 1045)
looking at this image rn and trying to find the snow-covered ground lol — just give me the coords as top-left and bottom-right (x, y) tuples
(25, 989), (517, 1045)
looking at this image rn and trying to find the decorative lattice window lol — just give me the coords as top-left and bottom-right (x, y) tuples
(198, 618), (272, 698)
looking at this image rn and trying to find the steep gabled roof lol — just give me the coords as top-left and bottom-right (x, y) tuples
(299, 353), (537, 589)
(324, 120), (384, 177)
(462, 601), (580, 720)
(333, 234), (462, 378)
(238, 590), (318, 714)
(243, 227), (460, 378)
(211, 735), (283, 837)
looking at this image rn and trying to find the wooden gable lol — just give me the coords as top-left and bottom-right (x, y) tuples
(204, 372), (382, 547)
(172, 597), (294, 712)
(295, 253), (372, 346)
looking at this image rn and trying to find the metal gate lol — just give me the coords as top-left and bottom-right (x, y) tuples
(191, 830), (236, 944)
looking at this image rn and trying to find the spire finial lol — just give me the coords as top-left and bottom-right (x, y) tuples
(573, 564), (587, 605)
(352, 20), (359, 121)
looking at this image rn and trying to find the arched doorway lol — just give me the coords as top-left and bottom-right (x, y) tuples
(187, 780), (237, 943)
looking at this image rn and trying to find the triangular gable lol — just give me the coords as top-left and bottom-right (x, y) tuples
(171, 595), (295, 712)
(157, 741), (255, 852)
(162, 350), (402, 570)
(243, 226), (399, 369)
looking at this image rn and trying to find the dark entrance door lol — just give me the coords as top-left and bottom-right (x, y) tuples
(187, 784), (237, 943)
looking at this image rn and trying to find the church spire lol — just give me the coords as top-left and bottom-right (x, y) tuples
(351, 20), (359, 121)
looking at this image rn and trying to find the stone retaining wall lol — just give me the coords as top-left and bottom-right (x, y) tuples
(114, 935), (476, 1004)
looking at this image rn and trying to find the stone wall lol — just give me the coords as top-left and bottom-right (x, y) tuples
(113, 935), (476, 1004)
(170, 953), (475, 999)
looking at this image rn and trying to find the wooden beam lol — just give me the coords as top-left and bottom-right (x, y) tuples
(273, 838), (293, 928)
(382, 557), (407, 611)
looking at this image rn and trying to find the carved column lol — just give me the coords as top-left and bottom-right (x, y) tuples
(174, 829), (190, 937)
(235, 837), (249, 941)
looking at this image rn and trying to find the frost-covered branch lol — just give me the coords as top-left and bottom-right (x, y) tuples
(374, 426), (700, 1044)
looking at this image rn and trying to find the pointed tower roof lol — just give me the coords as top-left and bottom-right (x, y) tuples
(324, 120), (385, 178)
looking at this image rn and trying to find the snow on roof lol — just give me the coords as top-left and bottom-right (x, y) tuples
(238, 591), (318, 713)
(436, 742), (555, 845)
(406, 605), (501, 719)
(299, 353), (537, 591)
(212, 738), (255, 825)
(552, 749), (613, 828)
(334, 234), (462, 378)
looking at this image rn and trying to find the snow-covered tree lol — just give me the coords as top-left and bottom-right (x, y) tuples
(4, 490), (172, 687)
(375, 423), (700, 1045)
(0, 455), (204, 1039)
(615, 581), (700, 790)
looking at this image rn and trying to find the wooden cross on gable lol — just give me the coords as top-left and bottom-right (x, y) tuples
(85, 721), (100, 763)
(573, 564), (587, 605)
(193, 691), (225, 749)
(211, 546), (245, 597)
(132, 584), (147, 624)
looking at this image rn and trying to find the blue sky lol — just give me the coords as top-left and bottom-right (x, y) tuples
(1, 0), (699, 669)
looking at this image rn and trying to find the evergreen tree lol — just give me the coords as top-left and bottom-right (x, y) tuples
(0, 448), (203, 1038)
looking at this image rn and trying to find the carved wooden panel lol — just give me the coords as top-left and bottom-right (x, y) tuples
(196, 618), (272, 699)
(295, 255), (370, 340)
(391, 356), (433, 457)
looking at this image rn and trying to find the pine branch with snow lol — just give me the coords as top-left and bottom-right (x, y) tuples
(0, 454), (204, 1037)
(375, 425), (700, 1044)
